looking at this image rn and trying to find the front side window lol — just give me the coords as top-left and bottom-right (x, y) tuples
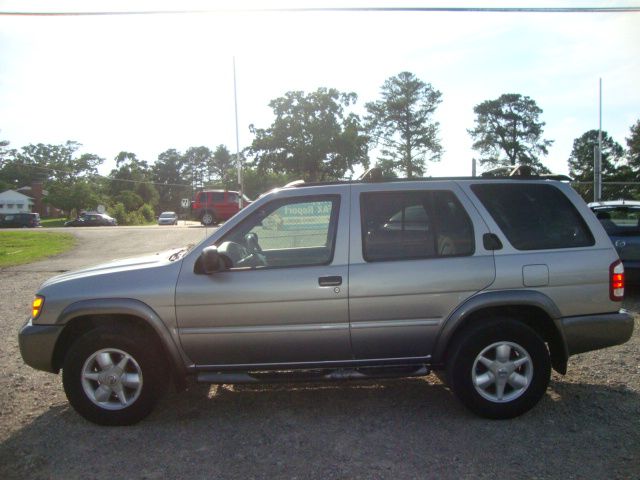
(472, 183), (594, 250)
(216, 195), (340, 269)
(361, 190), (474, 262)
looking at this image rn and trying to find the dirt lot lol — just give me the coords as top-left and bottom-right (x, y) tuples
(1, 227), (639, 479)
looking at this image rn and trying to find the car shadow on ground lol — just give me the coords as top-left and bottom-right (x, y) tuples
(1, 377), (638, 479)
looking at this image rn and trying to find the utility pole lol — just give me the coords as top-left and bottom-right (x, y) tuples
(233, 56), (244, 208)
(594, 78), (603, 202)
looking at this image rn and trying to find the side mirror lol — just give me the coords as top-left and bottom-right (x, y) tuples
(199, 246), (230, 274)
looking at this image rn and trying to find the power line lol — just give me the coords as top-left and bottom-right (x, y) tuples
(2, 6), (640, 16)
(13, 163), (193, 188)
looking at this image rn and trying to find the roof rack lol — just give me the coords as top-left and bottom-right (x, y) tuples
(281, 165), (572, 188)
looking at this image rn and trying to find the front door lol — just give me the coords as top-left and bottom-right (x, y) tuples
(175, 190), (352, 367)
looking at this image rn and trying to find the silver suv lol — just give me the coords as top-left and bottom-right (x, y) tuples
(19, 176), (634, 425)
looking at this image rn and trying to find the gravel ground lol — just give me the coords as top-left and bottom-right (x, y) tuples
(1, 227), (639, 479)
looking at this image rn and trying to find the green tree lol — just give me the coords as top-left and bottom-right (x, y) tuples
(567, 129), (633, 200)
(0, 141), (102, 188)
(0, 134), (12, 191)
(209, 145), (236, 185)
(46, 180), (100, 216)
(627, 119), (640, 171)
(151, 149), (190, 212)
(109, 151), (159, 211)
(249, 88), (369, 182)
(568, 130), (624, 181)
(184, 146), (213, 190)
(468, 93), (553, 171)
(241, 164), (294, 199)
(365, 72), (442, 178)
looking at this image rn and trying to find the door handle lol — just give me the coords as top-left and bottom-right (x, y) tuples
(318, 276), (342, 287)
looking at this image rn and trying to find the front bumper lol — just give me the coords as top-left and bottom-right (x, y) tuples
(18, 319), (64, 373)
(561, 310), (634, 356)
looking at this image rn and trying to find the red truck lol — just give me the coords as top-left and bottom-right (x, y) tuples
(191, 190), (250, 226)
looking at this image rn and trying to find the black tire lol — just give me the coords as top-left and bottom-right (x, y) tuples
(200, 211), (217, 226)
(446, 319), (551, 419)
(62, 327), (165, 426)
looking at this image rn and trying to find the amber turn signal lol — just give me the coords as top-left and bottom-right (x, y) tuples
(31, 296), (44, 319)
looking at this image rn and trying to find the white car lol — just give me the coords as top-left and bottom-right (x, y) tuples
(157, 211), (178, 225)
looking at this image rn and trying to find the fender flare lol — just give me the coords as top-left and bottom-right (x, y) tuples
(57, 298), (188, 378)
(432, 290), (569, 368)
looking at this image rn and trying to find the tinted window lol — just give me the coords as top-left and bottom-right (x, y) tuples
(219, 195), (340, 268)
(361, 190), (474, 262)
(472, 184), (594, 250)
(212, 192), (224, 203)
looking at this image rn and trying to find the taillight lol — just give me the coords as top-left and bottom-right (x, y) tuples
(610, 260), (625, 301)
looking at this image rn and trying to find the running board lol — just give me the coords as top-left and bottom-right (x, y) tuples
(196, 366), (430, 384)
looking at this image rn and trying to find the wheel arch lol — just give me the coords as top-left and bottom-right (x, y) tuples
(433, 290), (569, 374)
(52, 299), (188, 389)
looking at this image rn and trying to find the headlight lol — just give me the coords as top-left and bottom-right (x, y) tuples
(31, 295), (44, 319)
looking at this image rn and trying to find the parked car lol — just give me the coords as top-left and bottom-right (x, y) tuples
(158, 211), (178, 225)
(19, 173), (633, 425)
(191, 189), (251, 226)
(0, 212), (41, 228)
(64, 213), (117, 227)
(589, 200), (640, 282)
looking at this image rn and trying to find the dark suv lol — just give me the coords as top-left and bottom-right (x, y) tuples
(0, 212), (41, 228)
(191, 190), (250, 226)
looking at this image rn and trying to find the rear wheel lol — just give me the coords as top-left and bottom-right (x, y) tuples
(446, 319), (551, 419)
(62, 328), (164, 426)
(201, 211), (217, 226)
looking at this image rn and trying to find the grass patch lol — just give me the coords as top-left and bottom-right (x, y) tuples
(0, 231), (76, 267)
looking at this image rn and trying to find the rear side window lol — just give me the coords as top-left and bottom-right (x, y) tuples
(471, 183), (594, 250)
(361, 190), (475, 262)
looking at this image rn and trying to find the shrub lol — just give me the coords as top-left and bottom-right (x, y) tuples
(110, 203), (127, 225)
(139, 203), (155, 223)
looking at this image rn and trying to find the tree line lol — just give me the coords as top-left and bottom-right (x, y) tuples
(1, 71), (639, 222)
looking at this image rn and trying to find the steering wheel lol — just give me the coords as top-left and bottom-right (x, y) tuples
(217, 241), (249, 265)
(244, 232), (263, 253)
(218, 240), (267, 268)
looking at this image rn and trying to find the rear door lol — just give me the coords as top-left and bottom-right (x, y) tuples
(348, 182), (496, 360)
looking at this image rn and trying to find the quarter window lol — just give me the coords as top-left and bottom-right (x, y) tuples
(471, 183), (595, 250)
(361, 190), (474, 262)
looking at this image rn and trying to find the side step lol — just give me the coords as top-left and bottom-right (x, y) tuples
(196, 366), (430, 384)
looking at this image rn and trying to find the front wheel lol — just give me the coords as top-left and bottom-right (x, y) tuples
(62, 328), (164, 426)
(446, 319), (551, 419)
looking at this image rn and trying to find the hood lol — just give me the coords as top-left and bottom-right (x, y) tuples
(39, 248), (184, 289)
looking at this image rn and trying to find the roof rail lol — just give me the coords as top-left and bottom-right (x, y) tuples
(278, 164), (571, 189)
(481, 165), (572, 181)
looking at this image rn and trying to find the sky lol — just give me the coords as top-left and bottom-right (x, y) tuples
(0, 0), (639, 179)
